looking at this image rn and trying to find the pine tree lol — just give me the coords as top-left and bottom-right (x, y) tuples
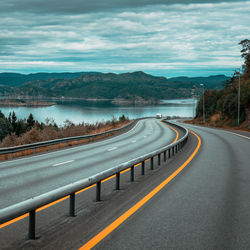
(11, 111), (17, 133)
(27, 113), (35, 130)
(239, 39), (250, 76)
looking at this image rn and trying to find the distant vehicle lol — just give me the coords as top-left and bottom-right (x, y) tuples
(156, 113), (162, 119)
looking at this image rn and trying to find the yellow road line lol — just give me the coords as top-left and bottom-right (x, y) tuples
(79, 130), (200, 249)
(161, 121), (179, 143)
(0, 121), (178, 229)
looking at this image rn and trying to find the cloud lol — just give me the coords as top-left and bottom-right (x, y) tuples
(0, 1), (249, 76)
(1, 0), (248, 15)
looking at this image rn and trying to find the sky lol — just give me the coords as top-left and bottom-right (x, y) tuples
(0, 0), (249, 77)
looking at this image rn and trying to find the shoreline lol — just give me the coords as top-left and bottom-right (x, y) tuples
(0, 96), (160, 106)
(0, 99), (55, 107)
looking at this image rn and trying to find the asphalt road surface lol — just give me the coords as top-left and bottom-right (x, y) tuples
(0, 118), (176, 209)
(1, 120), (249, 250)
(91, 122), (250, 250)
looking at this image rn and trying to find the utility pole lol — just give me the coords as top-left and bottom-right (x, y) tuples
(236, 68), (241, 126)
(200, 84), (205, 123)
(192, 85), (195, 118)
(193, 98), (195, 118)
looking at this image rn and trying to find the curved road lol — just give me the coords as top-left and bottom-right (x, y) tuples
(90, 122), (250, 250)
(1, 120), (249, 250)
(0, 118), (176, 209)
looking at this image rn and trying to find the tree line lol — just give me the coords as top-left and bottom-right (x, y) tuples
(195, 39), (250, 128)
(0, 111), (129, 147)
(0, 111), (36, 141)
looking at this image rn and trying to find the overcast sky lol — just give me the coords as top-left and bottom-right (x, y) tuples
(0, 0), (249, 77)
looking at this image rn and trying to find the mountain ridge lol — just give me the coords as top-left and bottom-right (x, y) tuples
(0, 71), (230, 103)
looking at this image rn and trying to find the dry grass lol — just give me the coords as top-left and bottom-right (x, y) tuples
(184, 117), (250, 132)
(0, 118), (130, 161)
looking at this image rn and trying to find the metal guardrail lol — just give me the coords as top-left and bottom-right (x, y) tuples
(0, 120), (188, 240)
(0, 119), (139, 160)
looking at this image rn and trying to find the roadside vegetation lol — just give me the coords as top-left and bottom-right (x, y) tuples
(190, 39), (250, 130)
(0, 112), (130, 147)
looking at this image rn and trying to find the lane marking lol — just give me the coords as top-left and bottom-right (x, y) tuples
(226, 131), (250, 140)
(107, 147), (118, 152)
(0, 120), (142, 166)
(79, 130), (200, 250)
(131, 140), (137, 143)
(0, 185), (95, 229)
(161, 121), (179, 143)
(179, 121), (250, 140)
(0, 120), (179, 229)
(52, 160), (74, 167)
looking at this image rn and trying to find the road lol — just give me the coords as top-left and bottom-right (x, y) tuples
(0, 118), (176, 209)
(1, 120), (249, 250)
(88, 122), (250, 250)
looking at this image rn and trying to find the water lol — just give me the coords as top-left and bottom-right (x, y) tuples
(0, 98), (197, 126)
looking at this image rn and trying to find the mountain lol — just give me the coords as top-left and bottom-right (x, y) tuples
(0, 71), (230, 103)
(0, 72), (97, 87)
(13, 71), (173, 101)
(168, 75), (230, 89)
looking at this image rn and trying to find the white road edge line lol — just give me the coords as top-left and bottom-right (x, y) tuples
(175, 121), (250, 140)
(53, 160), (74, 167)
(131, 140), (137, 143)
(226, 131), (250, 140)
(107, 147), (118, 151)
(0, 119), (143, 165)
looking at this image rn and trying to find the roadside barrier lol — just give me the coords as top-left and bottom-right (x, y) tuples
(0, 120), (188, 240)
(0, 120), (138, 161)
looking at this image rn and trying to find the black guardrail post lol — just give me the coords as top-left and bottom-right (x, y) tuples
(69, 193), (75, 217)
(158, 154), (161, 166)
(28, 210), (36, 240)
(116, 173), (120, 190)
(141, 161), (145, 175)
(172, 147), (175, 156)
(96, 181), (101, 201)
(164, 151), (166, 162)
(168, 148), (171, 158)
(130, 166), (134, 182)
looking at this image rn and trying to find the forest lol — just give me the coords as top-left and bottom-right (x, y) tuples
(195, 39), (250, 129)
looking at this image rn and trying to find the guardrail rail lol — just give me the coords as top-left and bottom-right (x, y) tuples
(0, 119), (138, 161)
(0, 119), (188, 240)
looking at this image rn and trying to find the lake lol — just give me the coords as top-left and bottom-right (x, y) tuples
(0, 98), (197, 126)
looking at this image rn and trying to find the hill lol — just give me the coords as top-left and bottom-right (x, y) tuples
(168, 75), (230, 89)
(0, 72), (95, 87)
(0, 71), (229, 103)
